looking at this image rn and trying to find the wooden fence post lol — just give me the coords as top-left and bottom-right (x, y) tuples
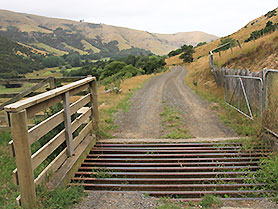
(89, 79), (99, 136)
(10, 110), (36, 208)
(63, 91), (74, 156)
(49, 77), (56, 90)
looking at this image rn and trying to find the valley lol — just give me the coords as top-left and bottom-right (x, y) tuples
(0, 6), (278, 209)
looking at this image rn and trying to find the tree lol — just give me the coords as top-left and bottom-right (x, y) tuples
(65, 54), (81, 67)
(42, 56), (64, 68)
(99, 61), (127, 80)
(179, 45), (194, 63)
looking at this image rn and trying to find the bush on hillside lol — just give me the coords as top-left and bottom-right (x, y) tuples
(265, 9), (277, 18)
(179, 45), (194, 63)
(215, 37), (236, 52)
(168, 48), (183, 57)
(102, 64), (144, 90)
(42, 56), (64, 68)
(245, 21), (278, 43)
(99, 61), (127, 80)
(65, 53), (81, 67)
(195, 41), (207, 48)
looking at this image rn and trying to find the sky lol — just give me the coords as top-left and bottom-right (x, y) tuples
(1, 0), (277, 37)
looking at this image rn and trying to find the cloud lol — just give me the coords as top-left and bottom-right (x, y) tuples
(1, 0), (277, 36)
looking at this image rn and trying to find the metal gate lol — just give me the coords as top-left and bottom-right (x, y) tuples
(224, 75), (263, 120)
(224, 69), (278, 137)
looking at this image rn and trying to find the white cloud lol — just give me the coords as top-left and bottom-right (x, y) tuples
(1, 0), (277, 36)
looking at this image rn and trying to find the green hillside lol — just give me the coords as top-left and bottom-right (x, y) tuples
(0, 35), (44, 78)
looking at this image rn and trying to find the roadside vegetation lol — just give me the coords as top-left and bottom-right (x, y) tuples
(160, 104), (192, 139)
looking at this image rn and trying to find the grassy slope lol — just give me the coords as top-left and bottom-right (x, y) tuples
(166, 8), (278, 136)
(167, 8), (278, 90)
(0, 9), (218, 55)
(30, 43), (68, 56)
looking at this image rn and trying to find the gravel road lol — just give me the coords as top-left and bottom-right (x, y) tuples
(114, 66), (236, 139)
(73, 67), (278, 209)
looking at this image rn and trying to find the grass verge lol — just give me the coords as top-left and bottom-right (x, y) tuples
(185, 65), (260, 137)
(160, 104), (192, 139)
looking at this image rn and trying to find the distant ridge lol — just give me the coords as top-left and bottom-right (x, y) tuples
(0, 9), (218, 55)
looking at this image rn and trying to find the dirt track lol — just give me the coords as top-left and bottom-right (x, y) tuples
(114, 66), (236, 139)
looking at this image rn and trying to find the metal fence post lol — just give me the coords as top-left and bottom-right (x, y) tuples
(10, 110), (36, 208)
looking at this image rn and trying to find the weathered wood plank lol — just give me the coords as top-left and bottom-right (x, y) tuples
(69, 83), (89, 96)
(32, 128), (66, 170)
(73, 121), (92, 149)
(26, 95), (62, 119)
(0, 78), (46, 84)
(63, 92), (74, 156)
(4, 77), (95, 113)
(71, 107), (91, 132)
(10, 110), (36, 208)
(28, 94), (90, 145)
(34, 131), (93, 186)
(31, 107), (91, 170)
(34, 148), (67, 186)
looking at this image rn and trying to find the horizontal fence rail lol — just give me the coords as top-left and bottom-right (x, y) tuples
(4, 76), (99, 208)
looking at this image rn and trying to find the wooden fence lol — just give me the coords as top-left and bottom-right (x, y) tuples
(4, 76), (99, 208)
(0, 76), (85, 111)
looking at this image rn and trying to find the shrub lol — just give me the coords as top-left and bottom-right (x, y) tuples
(42, 56), (64, 68)
(179, 45), (194, 63)
(245, 21), (278, 43)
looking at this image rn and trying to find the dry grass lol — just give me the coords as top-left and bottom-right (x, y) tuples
(30, 43), (68, 56)
(214, 32), (278, 71)
(165, 54), (184, 66)
(17, 42), (48, 55)
(193, 7), (278, 60)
